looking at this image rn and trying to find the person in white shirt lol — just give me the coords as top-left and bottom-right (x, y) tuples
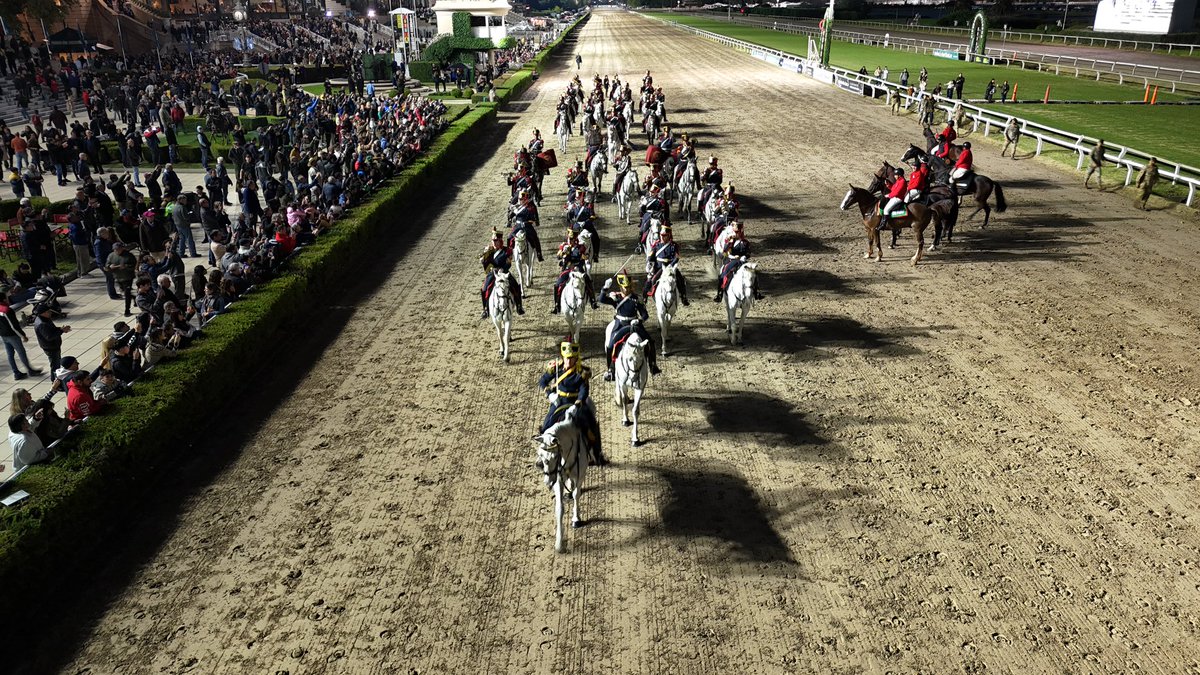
(8, 413), (51, 471)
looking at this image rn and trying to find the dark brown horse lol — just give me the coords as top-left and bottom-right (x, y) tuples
(841, 185), (944, 265)
(867, 163), (961, 250)
(901, 145), (1008, 228)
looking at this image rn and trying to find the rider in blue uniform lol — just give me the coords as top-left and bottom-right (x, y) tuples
(508, 191), (544, 261)
(528, 129), (545, 154)
(538, 338), (606, 465)
(600, 271), (661, 380)
(480, 229), (525, 319)
(714, 222), (764, 303)
(646, 226), (690, 306)
(569, 205), (601, 261)
(551, 229), (598, 314)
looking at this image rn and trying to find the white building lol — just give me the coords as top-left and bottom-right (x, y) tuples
(431, 0), (512, 43)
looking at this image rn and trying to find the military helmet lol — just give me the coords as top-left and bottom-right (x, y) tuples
(560, 339), (580, 360)
(616, 269), (630, 289)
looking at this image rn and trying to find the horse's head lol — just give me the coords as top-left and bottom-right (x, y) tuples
(625, 330), (647, 355)
(840, 185), (861, 211)
(531, 431), (561, 476)
(494, 268), (510, 287)
(900, 144), (923, 164)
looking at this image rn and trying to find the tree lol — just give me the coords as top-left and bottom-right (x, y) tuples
(0, 0), (77, 23)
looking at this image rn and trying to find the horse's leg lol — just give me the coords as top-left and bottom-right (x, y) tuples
(890, 229), (900, 249)
(570, 476), (582, 529)
(726, 303), (735, 342)
(631, 387), (642, 446)
(553, 478), (566, 553)
(912, 222), (925, 265)
(502, 318), (511, 362)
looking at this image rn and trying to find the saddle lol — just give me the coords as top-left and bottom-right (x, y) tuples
(953, 171), (975, 191)
(878, 205), (909, 219)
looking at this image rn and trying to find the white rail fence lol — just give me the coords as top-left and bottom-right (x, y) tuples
(646, 14), (1200, 207)
(695, 12), (1200, 92)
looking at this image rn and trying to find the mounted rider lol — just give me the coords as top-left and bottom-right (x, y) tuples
(611, 146), (632, 199)
(877, 167), (907, 232)
(509, 191), (544, 261)
(538, 338), (606, 465)
(951, 141), (973, 184)
(584, 123), (603, 166)
(508, 166), (535, 201)
(529, 129), (545, 154)
(480, 228), (525, 319)
(905, 158), (930, 203)
(566, 159), (589, 200)
(551, 229), (598, 314)
(646, 226), (690, 306)
(933, 120), (957, 159)
(600, 272), (661, 380)
(714, 221), (764, 303)
(568, 198), (601, 261)
(514, 146), (532, 173)
(673, 133), (697, 184)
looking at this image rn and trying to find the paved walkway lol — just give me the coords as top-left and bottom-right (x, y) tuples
(1, 161), (216, 480)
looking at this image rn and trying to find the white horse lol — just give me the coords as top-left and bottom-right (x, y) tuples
(606, 123), (622, 163)
(622, 99), (633, 133)
(556, 110), (571, 152)
(577, 229), (595, 274)
(513, 229), (535, 294)
(676, 157), (698, 223)
(489, 269), (514, 362)
(644, 112), (660, 144)
(532, 405), (588, 553)
(561, 268), (587, 343)
(655, 262), (679, 357)
(711, 223), (736, 271)
(725, 262), (757, 346)
(613, 332), (649, 447)
(589, 150), (608, 197)
(643, 217), (664, 264)
(616, 168), (640, 224)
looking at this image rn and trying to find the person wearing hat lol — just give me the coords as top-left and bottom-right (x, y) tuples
(878, 167), (907, 232)
(646, 226), (689, 306)
(33, 303), (70, 379)
(53, 355), (85, 390)
(538, 338), (606, 465)
(0, 291), (43, 380)
(599, 272), (661, 381)
(951, 141), (973, 184)
(479, 229), (525, 320)
(610, 147), (632, 201)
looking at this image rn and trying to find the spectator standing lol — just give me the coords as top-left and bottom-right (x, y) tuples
(1001, 118), (1021, 159)
(1085, 139), (1107, 189)
(33, 303), (70, 378)
(94, 227), (120, 299)
(1136, 158), (1160, 210)
(0, 291), (43, 380)
(68, 213), (93, 277)
(105, 240), (138, 315)
(172, 194), (198, 257)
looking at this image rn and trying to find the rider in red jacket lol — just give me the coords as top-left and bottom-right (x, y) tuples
(905, 161), (929, 202)
(878, 168), (907, 231)
(951, 142), (974, 182)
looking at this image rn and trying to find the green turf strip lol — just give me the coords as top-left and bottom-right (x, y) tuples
(643, 13), (1192, 103)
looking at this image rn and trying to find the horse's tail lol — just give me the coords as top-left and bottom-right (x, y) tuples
(993, 181), (1008, 213)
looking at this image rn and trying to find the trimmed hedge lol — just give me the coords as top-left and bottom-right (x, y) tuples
(0, 198), (76, 220)
(0, 12), (586, 640)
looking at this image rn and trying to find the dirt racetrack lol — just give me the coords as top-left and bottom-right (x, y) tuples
(25, 10), (1200, 675)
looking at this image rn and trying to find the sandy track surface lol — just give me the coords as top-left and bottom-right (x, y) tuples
(30, 11), (1200, 674)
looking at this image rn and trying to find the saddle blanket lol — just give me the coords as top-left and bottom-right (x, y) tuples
(538, 149), (558, 168)
(878, 207), (908, 218)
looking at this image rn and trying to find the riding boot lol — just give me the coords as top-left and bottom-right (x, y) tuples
(480, 291), (489, 319)
(677, 272), (689, 306)
(647, 343), (662, 376)
(713, 287), (724, 303)
(753, 278), (765, 300)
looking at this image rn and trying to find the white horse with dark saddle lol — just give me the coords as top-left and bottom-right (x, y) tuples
(513, 230), (535, 294)
(725, 262), (757, 346)
(642, 217), (664, 264)
(561, 268), (587, 343)
(676, 158), (698, 223)
(613, 331), (649, 447)
(489, 269), (514, 362)
(532, 405), (588, 553)
(556, 110), (571, 152)
(616, 168), (640, 224)
(589, 150), (608, 198)
(655, 262), (679, 357)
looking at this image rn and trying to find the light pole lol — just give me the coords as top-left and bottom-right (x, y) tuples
(1061, 0), (1069, 32)
(233, 7), (249, 64)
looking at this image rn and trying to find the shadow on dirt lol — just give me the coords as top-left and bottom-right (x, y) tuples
(936, 226), (1092, 264)
(721, 314), (926, 360)
(757, 229), (837, 253)
(735, 193), (797, 222)
(760, 268), (867, 297)
(650, 463), (797, 565)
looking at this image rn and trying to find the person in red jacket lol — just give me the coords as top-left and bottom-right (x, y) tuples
(67, 372), (106, 421)
(878, 167), (907, 231)
(934, 120), (957, 158)
(951, 142), (974, 183)
(905, 159), (929, 203)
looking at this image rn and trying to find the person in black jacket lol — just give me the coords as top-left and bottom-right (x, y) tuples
(33, 303), (70, 378)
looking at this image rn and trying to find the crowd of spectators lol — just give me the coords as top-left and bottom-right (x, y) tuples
(2, 23), (453, 475)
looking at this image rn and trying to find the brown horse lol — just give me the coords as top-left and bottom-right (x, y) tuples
(867, 163), (961, 249)
(841, 185), (943, 265)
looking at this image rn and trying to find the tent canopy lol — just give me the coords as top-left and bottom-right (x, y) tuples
(46, 28), (98, 53)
